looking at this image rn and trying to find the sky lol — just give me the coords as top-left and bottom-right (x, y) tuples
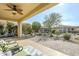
(23, 3), (79, 26)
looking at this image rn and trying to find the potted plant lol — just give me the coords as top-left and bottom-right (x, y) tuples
(0, 44), (8, 52)
(0, 41), (9, 55)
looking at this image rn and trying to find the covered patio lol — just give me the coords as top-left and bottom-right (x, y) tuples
(0, 3), (57, 37)
(0, 3), (68, 56)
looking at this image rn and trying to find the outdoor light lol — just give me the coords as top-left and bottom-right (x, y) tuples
(12, 11), (17, 15)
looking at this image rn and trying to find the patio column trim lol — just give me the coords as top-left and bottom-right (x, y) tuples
(17, 22), (22, 38)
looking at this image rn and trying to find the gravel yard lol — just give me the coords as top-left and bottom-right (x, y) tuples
(29, 36), (79, 56)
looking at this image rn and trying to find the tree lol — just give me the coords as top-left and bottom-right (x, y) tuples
(32, 22), (41, 32)
(43, 13), (62, 32)
(12, 25), (17, 36)
(6, 22), (15, 36)
(22, 23), (32, 34)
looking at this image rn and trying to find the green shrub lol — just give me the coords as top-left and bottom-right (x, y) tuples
(0, 24), (4, 35)
(55, 30), (60, 35)
(32, 22), (41, 32)
(0, 43), (8, 52)
(52, 29), (56, 34)
(63, 33), (71, 40)
(22, 23), (32, 34)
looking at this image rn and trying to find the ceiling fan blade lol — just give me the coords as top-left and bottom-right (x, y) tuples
(4, 9), (14, 11)
(6, 3), (23, 15)
(17, 9), (23, 15)
(18, 9), (23, 11)
(17, 11), (23, 15)
(6, 3), (14, 9)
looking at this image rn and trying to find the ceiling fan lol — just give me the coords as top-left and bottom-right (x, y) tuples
(4, 3), (23, 15)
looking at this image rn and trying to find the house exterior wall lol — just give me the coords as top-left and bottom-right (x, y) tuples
(38, 28), (50, 33)
(56, 25), (79, 33)
(39, 25), (79, 34)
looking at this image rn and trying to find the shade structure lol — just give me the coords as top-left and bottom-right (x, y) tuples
(0, 3), (58, 22)
(0, 3), (58, 37)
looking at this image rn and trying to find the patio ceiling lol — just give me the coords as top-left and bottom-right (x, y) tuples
(0, 3), (58, 22)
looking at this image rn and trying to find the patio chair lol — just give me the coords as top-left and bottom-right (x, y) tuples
(5, 40), (23, 55)
(0, 40), (23, 56)
(10, 45), (23, 55)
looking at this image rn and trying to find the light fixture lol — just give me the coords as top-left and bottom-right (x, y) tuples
(12, 11), (17, 15)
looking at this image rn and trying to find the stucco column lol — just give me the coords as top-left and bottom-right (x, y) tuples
(17, 22), (22, 38)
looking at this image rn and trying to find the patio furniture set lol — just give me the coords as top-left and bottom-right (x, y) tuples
(0, 40), (45, 56)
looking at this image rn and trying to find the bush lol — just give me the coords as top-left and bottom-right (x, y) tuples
(55, 30), (60, 35)
(63, 33), (71, 40)
(0, 43), (8, 52)
(0, 24), (4, 35)
(32, 22), (41, 32)
(22, 23), (32, 34)
(52, 29), (56, 34)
